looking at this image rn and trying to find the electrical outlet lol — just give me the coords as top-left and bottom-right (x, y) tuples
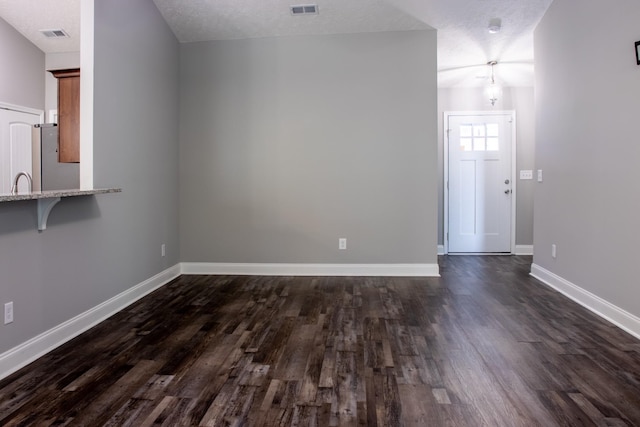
(339, 238), (347, 250)
(551, 244), (557, 259)
(4, 302), (14, 325)
(537, 169), (543, 182)
(161, 244), (166, 257)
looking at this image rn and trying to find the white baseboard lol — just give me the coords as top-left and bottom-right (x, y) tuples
(437, 245), (445, 255)
(515, 245), (534, 255)
(0, 264), (181, 381)
(530, 263), (640, 340)
(0, 261), (439, 381)
(181, 262), (440, 277)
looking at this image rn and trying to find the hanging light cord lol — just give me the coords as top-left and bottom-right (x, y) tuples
(487, 61), (498, 106)
(488, 60), (497, 85)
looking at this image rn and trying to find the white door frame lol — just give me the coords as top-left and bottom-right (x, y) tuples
(0, 102), (45, 120)
(443, 110), (517, 254)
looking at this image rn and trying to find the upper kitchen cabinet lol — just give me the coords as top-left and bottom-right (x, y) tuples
(50, 68), (80, 163)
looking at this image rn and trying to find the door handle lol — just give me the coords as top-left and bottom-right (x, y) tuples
(504, 189), (511, 194)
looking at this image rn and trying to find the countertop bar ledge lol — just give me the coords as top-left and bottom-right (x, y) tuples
(0, 188), (122, 230)
(0, 188), (121, 202)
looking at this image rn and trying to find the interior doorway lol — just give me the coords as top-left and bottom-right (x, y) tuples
(444, 111), (516, 253)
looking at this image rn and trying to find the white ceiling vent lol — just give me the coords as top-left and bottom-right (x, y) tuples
(40, 29), (70, 39)
(290, 4), (318, 15)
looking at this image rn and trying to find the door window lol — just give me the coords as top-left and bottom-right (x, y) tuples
(459, 123), (500, 152)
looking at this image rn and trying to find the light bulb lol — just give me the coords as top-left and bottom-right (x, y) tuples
(486, 80), (502, 106)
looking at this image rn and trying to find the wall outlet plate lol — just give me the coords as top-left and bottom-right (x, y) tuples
(339, 238), (347, 250)
(4, 302), (14, 325)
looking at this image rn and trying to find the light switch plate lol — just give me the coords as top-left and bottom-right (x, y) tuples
(520, 170), (533, 180)
(537, 169), (543, 182)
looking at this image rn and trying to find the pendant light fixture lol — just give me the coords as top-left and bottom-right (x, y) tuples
(486, 61), (501, 106)
(488, 18), (502, 34)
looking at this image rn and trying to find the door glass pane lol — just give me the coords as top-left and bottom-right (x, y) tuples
(473, 125), (485, 137)
(460, 138), (472, 151)
(486, 138), (499, 151)
(486, 123), (499, 137)
(460, 125), (472, 137)
(473, 138), (486, 151)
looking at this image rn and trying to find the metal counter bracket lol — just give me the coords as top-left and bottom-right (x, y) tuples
(0, 188), (121, 231)
(37, 197), (61, 231)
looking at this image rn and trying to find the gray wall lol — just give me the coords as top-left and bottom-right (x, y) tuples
(179, 31), (438, 264)
(437, 87), (535, 247)
(0, 17), (44, 110)
(534, 0), (640, 315)
(0, 0), (179, 355)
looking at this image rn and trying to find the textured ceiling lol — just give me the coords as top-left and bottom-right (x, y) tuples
(152, 0), (430, 42)
(0, 0), (79, 53)
(0, 0), (553, 87)
(386, 0), (554, 87)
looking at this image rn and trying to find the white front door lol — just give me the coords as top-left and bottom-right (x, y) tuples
(0, 107), (41, 194)
(447, 112), (514, 253)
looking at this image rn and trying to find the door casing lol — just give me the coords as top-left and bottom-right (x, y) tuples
(443, 110), (517, 254)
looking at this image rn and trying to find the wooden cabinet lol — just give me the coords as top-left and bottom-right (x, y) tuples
(50, 68), (80, 163)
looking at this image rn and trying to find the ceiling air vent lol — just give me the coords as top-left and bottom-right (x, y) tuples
(290, 4), (318, 15)
(40, 29), (70, 38)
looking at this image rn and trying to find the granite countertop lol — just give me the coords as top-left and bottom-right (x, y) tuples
(0, 188), (122, 202)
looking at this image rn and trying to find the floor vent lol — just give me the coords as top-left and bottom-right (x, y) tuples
(40, 29), (69, 38)
(290, 4), (318, 15)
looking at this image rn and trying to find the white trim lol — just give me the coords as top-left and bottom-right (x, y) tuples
(79, 0), (94, 189)
(437, 245), (445, 255)
(515, 245), (534, 255)
(530, 264), (640, 340)
(0, 261), (439, 381)
(443, 112), (449, 254)
(0, 102), (45, 123)
(443, 110), (517, 254)
(510, 112), (517, 254)
(0, 264), (181, 381)
(181, 263), (440, 277)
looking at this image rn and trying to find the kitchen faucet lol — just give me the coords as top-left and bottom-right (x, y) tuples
(11, 171), (32, 195)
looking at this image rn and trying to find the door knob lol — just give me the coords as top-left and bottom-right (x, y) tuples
(505, 189), (511, 194)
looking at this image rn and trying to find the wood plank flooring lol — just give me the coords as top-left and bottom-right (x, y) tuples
(2, 256), (640, 426)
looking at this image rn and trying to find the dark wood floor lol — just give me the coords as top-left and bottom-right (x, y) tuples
(2, 256), (640, 426)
